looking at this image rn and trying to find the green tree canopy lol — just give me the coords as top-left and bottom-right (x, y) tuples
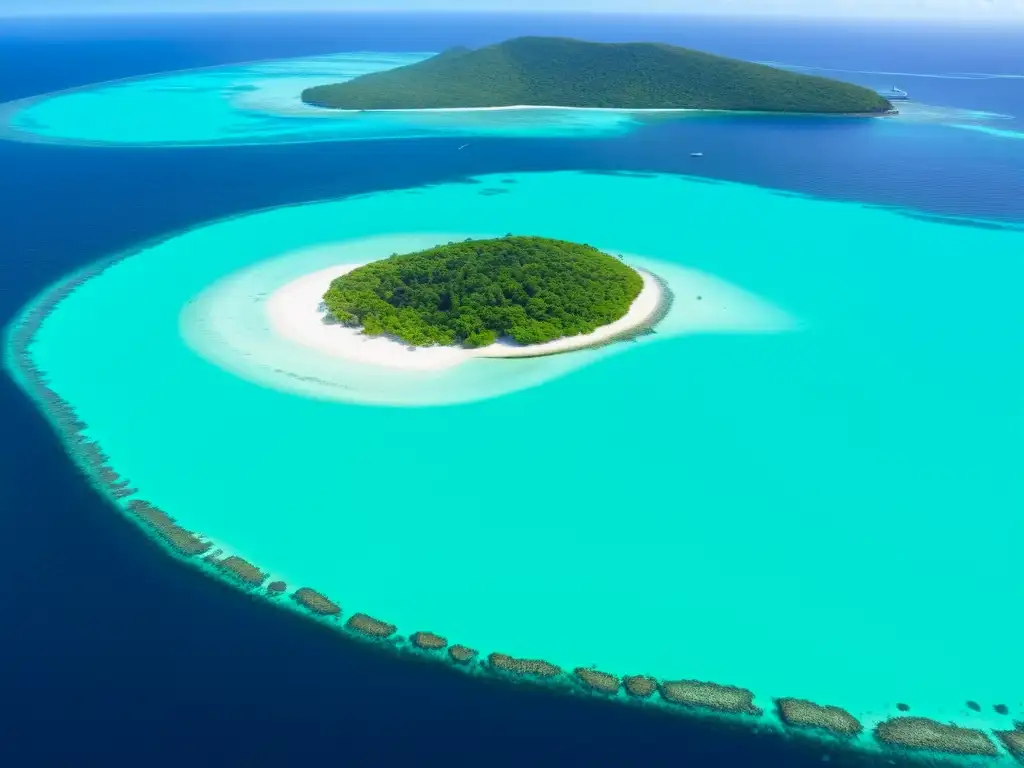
(322, 236), (644, 348)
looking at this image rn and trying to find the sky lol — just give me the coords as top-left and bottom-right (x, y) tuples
(4, 0), (1024, 20)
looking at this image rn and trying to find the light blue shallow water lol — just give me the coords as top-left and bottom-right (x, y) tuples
(20, 170), (1024, 735)
(0, 52), (643, 146)
(1, 51), (1017, 147)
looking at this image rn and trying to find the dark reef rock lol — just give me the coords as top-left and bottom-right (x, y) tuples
(995, 704), (1010, 716)
(897, 703), (911, 712)
(211, 555), (267, 588)
(660, 679), (761, 715)
(776, 698), (862, 736)
(575, 668), (621, 695)
(996, 729), (1024, 763)
(874, 716), (998, 756)
(292, 587), (341, 616)
(126, 500), (211, 556)
(411, 632), (448, 651)
(624, 675), (657, 698)
(488, 653), (561, 679)
(448, 645), (478, 664)
(346, 613), (397, 638)
(267, 581), (287, 595)
(967, 701), (981, 712)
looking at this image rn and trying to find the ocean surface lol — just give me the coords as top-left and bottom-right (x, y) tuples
(1, 13), (1022, 767)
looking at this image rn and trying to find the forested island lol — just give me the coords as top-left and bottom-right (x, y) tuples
(322, 236), (644, 348)
(302, 36), (894, 114)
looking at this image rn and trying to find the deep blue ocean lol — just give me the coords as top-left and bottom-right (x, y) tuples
(0, 13), (1021, 767)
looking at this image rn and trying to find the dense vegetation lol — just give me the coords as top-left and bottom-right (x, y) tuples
(302, 36), (893, 114)
(322, 236), (644, 348)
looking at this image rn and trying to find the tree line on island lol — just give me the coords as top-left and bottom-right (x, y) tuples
(322, 236), (643, 348)
(303, 36), (893, 114)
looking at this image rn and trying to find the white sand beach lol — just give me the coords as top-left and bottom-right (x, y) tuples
(183, 235), (796, 406)
(265, 263), (665, 372)
(333, 104), (697, 114)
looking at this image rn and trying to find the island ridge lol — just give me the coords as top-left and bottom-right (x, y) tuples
(302, 36), (894, 114)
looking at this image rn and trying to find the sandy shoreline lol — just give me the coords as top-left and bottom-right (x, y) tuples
(265, 263), (666, 372)
(336, 104), (697, 114)
(309, 103), (895, 117)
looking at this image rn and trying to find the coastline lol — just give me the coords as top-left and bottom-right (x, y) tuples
(265, 263), (667, 371)
(302, 102), (897, 118)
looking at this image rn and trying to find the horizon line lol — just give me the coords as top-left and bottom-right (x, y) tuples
(2, 9), (1023, 23)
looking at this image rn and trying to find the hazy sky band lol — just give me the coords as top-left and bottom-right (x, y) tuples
(5, 0), (1024, 21)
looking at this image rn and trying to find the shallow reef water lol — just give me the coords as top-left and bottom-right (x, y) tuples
(0, 52), (642, 146)
(0, 50), (1017, 148)
(181, 233), (792, 407)
(7, 168), (1023, 762)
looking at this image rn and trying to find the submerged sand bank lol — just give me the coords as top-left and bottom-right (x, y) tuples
(265, 263), (666, 372)
(180, 231), (797, 406)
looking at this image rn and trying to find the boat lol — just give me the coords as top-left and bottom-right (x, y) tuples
(883, 86), (910, 101)
(690, 152), (704, 157)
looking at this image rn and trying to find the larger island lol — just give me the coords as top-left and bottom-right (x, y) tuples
(301, 36), (894, 114)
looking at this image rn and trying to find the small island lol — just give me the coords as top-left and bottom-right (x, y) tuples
(322, 236), (647, 349)
(302, 36), (893, 114)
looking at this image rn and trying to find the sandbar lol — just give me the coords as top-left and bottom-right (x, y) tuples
(265, 263), (666, 372)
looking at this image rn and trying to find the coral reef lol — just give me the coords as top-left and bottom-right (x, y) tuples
(660, 679), (761, 715)
(292, 587), (341, 616)
(624, 675), (657, 698)
(488, 653), (561, 679)
(995, 729), (1024, 763)
(411, 632), (448, 651)
(575, 668), (621, 695)
(126, 500), (211, 556)
(210, 555), (267, 588)
(874, 717), (998, 756)
(775, 698), (862, 736)
(346, 613), (397, 638)
(448, 645), (478, 664)
(5, 221), (1010, 768)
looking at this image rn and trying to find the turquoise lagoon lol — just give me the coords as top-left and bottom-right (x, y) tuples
(10, 170), (1024, 752)
(0, 51), (1016, 148)
(0, 52), (642, 146)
